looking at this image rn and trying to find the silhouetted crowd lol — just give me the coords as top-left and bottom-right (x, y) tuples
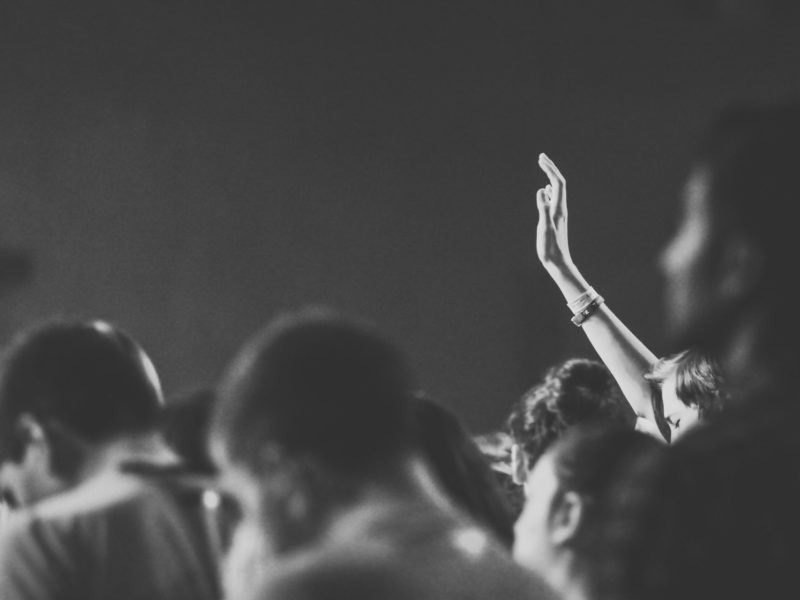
(1, 100), (799, 600)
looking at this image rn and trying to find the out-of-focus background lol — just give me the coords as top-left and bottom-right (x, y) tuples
(0, 0), (798, 433)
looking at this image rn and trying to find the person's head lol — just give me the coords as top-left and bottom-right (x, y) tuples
(0, 318), (163, 508)
(596, 401), (800, 600)
(507, 358), (633, 489)
(513, 422), (663, 596)
(659, 101), (800, 393)
(210, 306), (415, 554)
(410, 393), (517, 549)
(645, 348), (726, 442)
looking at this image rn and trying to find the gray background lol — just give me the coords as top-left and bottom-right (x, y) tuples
(1, 0), (798, 433)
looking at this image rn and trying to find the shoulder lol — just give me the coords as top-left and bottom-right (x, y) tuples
(243, 525), (557, 600)
(245, 552), (416, 600)
(30, 471), (145, 522)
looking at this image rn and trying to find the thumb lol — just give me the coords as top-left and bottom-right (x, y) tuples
(536, 188), (549, 220)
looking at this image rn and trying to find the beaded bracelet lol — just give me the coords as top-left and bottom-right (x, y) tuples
(571, 295), (605, 327)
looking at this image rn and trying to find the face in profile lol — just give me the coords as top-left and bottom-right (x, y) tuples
(659, 370), (701, 442)
(659, 167), (724, 347)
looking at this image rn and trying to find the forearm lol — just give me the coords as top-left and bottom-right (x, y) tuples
(547, 263), (658, 421)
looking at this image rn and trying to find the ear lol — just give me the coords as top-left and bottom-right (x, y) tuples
(511, 444), (528, 486)
(14, 413), (57, 482)
(260, 451), (312, 522)
(548, 490), (584, 547)
(15, 414), (49, 458)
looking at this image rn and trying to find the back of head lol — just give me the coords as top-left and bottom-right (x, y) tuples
(410, 393), (516, 549)
(212, 306), (415, 478)
(0, 318), (163, 464)
(513, 421), (664, 598)
(547, 422), (664, 557)
(597, 400), (800, 600)
(507, 358), (633, 470)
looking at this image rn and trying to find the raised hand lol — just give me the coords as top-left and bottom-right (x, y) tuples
(536, 153), (573, 277)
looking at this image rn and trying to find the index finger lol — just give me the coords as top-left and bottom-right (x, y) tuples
(538, 153), (565, 187)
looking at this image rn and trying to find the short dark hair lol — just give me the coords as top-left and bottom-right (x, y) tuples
(507, 358), (632, 469)
(212, 306), (415, 477)
(547, 422), (664, 556)
(0, 318), (163, 464)
(646, 348), (726, 424)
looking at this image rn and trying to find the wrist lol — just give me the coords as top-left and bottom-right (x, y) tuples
(570, 293), (605, 327)
(567, 286), (601, 315)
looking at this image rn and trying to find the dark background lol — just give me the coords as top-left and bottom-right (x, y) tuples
(0, 0), (798, 434)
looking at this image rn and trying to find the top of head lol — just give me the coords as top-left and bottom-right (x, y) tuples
(0, 318), (163, 461)
(212, 306), (415, 477)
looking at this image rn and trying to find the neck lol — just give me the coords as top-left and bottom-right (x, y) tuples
(546, 551), (590, 600)
(276, 453), (457, 556)
(74, 431), (179, 482)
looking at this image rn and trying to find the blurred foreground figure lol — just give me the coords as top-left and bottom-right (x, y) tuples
(410, 393), (517, 550)
(514, 423), (663, 600)
(596, 102), (800, 600)
(0, 319), (220, 600)
(659, 102), (800, 402)
(211, 306), (557, 600)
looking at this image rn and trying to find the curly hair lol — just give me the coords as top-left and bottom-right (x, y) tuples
(506, 358), (632, 470)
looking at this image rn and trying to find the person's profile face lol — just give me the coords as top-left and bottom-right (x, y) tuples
(660, 371), (701, 443)
(659, 167), (721, 345)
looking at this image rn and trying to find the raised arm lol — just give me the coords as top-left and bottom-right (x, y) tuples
(535, 153), (660, 426)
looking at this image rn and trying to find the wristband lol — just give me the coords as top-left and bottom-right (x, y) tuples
(571, 295), (605, 327)
(567, 287), (599, 315)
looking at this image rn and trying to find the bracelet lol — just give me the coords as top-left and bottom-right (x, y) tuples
(567, 287), (599, 315)
(571, 295), (605, 327)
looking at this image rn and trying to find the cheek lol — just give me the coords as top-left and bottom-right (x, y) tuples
(513, 500), (549, 568)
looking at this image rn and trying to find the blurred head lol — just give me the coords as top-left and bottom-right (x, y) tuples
(0, 318), (163, 507)
(210, 306), (415, 552)
(513, 423), (663, 595)
(507, 358), (632, 488)
(598, 401), (800, 600)
(411, 393), (516, 549)
(659, 102), (800, 387)
(645, 349), (725, 442)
